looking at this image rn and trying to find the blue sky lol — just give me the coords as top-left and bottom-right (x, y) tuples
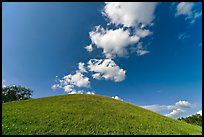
(2, 2), (202, 118)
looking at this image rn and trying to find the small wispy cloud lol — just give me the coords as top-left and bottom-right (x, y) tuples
(198, 43), (202, 47)
(85, 44), (93, 52)
(178, 32), (190, 40)
(175, 2), (202, 24)
(130, 42), (150, 56)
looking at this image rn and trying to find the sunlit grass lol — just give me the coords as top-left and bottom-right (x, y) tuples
(2, 94), (202, 135)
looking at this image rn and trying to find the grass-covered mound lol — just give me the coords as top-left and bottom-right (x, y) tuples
(2, 94), (202, 135)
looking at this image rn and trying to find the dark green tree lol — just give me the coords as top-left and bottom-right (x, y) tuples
(178, 114), (202, 127)
(2, 85), (33, 103)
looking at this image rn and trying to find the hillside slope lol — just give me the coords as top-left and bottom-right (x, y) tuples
(2, 94), (202, 135)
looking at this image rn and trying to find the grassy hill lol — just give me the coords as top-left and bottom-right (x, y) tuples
(2, 94), (202, 135)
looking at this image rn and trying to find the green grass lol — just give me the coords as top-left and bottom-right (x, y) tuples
(2, 94), (202, 135)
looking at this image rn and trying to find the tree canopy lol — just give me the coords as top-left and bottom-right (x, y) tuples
(178, 114), (202, 127)
(2, 85), (33, 103)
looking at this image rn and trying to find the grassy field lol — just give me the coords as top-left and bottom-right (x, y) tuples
(2, 94), (202, 135)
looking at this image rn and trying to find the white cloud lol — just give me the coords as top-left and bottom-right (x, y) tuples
(52, 70), (91, 94)
(68, 90), (84, 94)
(87, 3), (157, 58)
(178, 32), (190, 40)
(136, 43), (150, 56)
(59, 62), (89, 92)
(63, 72), (90, 88)
(86, 91), (95, 95)
(68, 90), (95, 95)
(2, 80), (6, 88)
(92, 73), (101, 80)
(141, 100), (192, 119)
(53, 2), (159, 94)
(77, 62), (87, 73)
(68, 90), (78, 94)
(142, 104), (174, 112)
(112, 96), (123, 101)
(130, 42), (150, 56)
(193, 11), (202, 19)
(89, 26), (140, 58)
(136, 50), (150, 56)
(102, 2), (158, 27)
(135, 28), (153, 38)
(64, 85), (74, 92)
(51, 84), (61, 90)
(85, 44), (93, 52)
(175, 100), (191, 108)
(175, 2), (202, 24)
(87, 59), (126, 82)
(176, 2), (194, 16)
(165, 108), (185, 118)
(196, 110), (202, 116)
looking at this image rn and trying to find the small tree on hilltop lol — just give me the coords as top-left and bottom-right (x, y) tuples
(2, 85), (33, 103)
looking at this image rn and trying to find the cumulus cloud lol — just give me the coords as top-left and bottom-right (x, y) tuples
(178, 32), (190, 40)
(175, 100), (191, 108)
(85, 44), (93, 52)
(196, 110), (202, 116)
(77, 62), (87, 73)
(135, 28), (153, 38)
(112, 96), (123, 101)
(64, 85), (74, 92)
(165, 108), (185, 118)
(102, 2), (158, 27)
(52, 70), (91, 94)
(175, 2), (202, 24)
(87, 58), (126, 82)
(176, 2), (194, 16)
(63, 72), (90, 88)
(54, 2), (159, 94)
(92, 73), (101, 80)
(142, 100), (192, 119)
(51, 61), (98, 95)
(89, 26), (140, 58)
(86, 2), (157, 58)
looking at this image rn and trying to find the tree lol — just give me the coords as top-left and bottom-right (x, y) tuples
(178, 114), (202, 127)
(2, 85), (33, 103)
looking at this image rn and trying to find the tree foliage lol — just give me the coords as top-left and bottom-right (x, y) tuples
(178, 114), (202, 127)
(2, 85), (33, 103)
